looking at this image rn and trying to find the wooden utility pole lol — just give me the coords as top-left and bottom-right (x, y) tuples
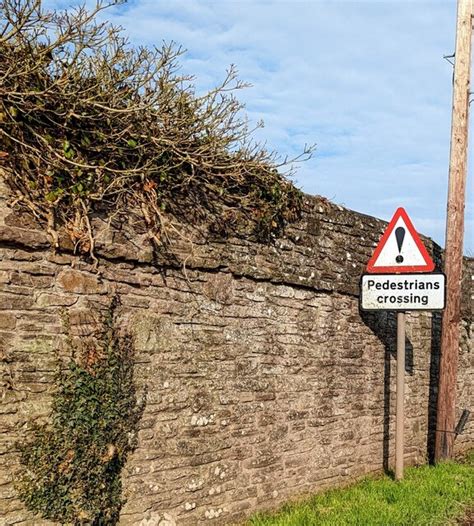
(435, 0), (472, 462)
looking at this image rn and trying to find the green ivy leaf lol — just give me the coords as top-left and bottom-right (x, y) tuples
(64, 148), (75, 160)
(45, 189), (63, 202)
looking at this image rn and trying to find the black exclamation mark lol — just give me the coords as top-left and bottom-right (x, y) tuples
(395, 227), (405, 263)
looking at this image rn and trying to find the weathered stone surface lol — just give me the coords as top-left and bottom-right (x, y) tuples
(0, 182), (472, 525)
(0, 312), (16, 330)
(57, 269), (104, 294)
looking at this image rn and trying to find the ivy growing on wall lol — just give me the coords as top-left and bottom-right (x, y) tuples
(15, 300), (146, 525)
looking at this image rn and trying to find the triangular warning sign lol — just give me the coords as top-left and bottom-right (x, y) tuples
(367, 208), (435, 274)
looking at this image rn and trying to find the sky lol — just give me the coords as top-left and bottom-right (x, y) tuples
(43, 0), (474, 253)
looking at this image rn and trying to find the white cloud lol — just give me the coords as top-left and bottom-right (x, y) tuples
(42, 0), (473, 252)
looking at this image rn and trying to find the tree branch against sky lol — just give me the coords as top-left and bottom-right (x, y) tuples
(42, 0), (473, 252)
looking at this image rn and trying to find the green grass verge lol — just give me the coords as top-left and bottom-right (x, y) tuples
(248, 452), (474, 526)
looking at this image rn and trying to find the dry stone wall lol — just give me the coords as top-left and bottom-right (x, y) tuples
(0, 183), (473, 525)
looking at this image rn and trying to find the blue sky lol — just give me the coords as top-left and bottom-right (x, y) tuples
(44, 0), (474, 253)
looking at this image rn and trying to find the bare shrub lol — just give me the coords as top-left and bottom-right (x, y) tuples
(0, 0), (313, 260)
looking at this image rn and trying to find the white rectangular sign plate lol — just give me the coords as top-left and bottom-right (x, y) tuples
(360, 273), (445, 311)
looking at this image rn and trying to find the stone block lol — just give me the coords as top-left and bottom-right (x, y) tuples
(57, 269), (104, 294)
(35, 292), (78, 307)
(0, 312), (16, 329)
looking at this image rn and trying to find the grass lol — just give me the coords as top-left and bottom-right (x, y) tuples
(248, 452), (474, 526)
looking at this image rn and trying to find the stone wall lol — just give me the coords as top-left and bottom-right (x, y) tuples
(0, 184), (472, 526)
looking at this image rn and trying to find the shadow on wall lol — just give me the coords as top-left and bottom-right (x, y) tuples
(360, 310), (415, 474)
(427, 312), (442, 464)
(426, 243), (444, 463)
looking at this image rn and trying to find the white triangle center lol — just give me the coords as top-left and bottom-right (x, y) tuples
(372, 217), (427, 268)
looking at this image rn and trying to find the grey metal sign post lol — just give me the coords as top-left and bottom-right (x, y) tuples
(396, 311), (405, 481)
(361, 208), (445, 481)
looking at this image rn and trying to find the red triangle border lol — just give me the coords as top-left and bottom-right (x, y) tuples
(366, 207), (435, 274)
